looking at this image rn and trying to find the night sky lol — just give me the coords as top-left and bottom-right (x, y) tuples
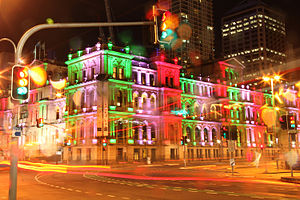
(0, 0), (299, 62)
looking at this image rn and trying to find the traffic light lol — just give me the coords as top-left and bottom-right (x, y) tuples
(153, 6), (178, 44)
(279, 115), (287, 130)
(287, 114), (297, 130)
(102, 138), (107, 150)
(11, 65), (30, 100)
(180, 136), (188, 145)
(180, 136), (184, 145)
(221, 126), (229, 139)
(37, 118), (44, 128)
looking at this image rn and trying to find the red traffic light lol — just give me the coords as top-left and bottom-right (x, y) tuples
(11, 65), (30, 100)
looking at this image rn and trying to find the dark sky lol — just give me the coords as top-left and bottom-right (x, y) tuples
(0, 0), (299, 62)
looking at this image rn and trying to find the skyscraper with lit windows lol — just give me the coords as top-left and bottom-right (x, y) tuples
(221, 0), (286, 80)
(157, 0), (214, 68)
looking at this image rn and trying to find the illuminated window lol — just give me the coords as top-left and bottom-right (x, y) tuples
(117, 91), (123, 107)
(113, 67), (117, 78)
(142, 73), (146, 85)
(118, 68), (123, 79)
(150, 74), (155, 86)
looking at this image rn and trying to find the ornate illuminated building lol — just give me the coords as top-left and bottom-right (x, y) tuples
(0, 61), (67, 160)
(221, 0), (287, 80)
(0, 43), (299, 164)
(61, 42), (299, 164)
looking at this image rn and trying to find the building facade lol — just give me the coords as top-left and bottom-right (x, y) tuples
(221, 0), (286, 80)
(0, 43), (299, 164)
(61, 42), (300, 164)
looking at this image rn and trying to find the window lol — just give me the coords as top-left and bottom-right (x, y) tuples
(170, 77), (174, 88)
(165, 77), (169, 87)
(150, 74), (155, 86)
(151, 125), (156, 140)
(133, 126), (139, 140)
(142, 126), (147, 140)
(117, 91), (123, 107)
(186, 127), (192, 141)
(113, 67), (117, 78)
(118, 68), (123, 79)
(132, 72), (137, 83)
(142, 73), (146, 85)
(91, 68), (95, 79)
(195, 128), (201, 142)
(83, 70), (86, 80)
(56, 108), (60, 120)
(204, 129), (208, 142)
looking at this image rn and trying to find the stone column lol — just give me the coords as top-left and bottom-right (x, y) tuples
(147, 127), (151, 140)
(146, 73), (150, 86)
(138, 127), (143, 140)
(137, 71), (141, 84)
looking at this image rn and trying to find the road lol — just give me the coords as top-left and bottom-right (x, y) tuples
(0, 164), (299, 200)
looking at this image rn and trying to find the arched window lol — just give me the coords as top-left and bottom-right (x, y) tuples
(210, 105), (217, 120)
(195, 127), (201, 142)
(142, 125), (147, 140)
(117, 91), (123, 107)
(133, 93), (139, 110)
(194, 103), (201, 117)
(186, 127), (192, 141)
(141, 94), (147, 110)
(151, 125), (156, 140)
(81, 91), (85, 108)
(133, 123), (139, 140)
(150, 95), (156, 109)
(185, 103), (192, 116)
(204, 128), (208, 142)
(212, 129), (217, 143)
(89, 90), (94, 107)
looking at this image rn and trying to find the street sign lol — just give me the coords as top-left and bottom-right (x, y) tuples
(230, 158), (235, 166)
(12, 127), (22, 137)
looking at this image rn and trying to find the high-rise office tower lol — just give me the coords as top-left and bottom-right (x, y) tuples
(157, 0), (214, 68)
(221, 0), (286, 79)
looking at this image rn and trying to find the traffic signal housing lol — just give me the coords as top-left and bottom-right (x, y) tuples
(37, 118), (44, 128)
(221, 126), (229, 140)
(279, 115), (287, 130)
(102, 138), (107, 150)
(180, 136), (188, 145)
(287, 114), (297, 130)
(153, 6), (178, 44)
(11, 65), (30, 100)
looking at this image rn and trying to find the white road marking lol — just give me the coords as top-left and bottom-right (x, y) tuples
(107, 194), (115, 198)
(75, 189), (81, 192)
(121, 197), (130, 200)
(96, 193), (103, 196)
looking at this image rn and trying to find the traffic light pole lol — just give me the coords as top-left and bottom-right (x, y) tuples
(10, 20), (154, 200)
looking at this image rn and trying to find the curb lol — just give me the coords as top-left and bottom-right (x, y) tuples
(281, 177), (300, 184)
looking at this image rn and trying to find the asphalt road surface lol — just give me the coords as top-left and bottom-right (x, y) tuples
(0, 166), (299, 200)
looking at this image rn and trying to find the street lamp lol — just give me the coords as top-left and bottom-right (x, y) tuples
(263, 74), (281, 145)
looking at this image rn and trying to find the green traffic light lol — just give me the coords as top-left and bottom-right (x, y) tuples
(17, 87), (28, 95)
